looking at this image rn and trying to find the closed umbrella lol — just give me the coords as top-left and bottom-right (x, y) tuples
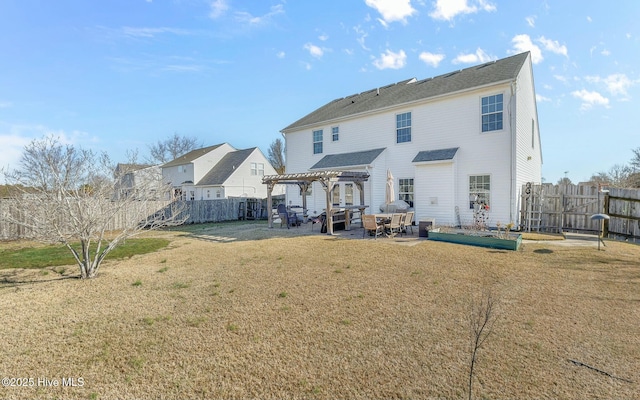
(385, 169), (395, 211)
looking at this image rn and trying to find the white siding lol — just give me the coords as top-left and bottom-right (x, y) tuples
(513, 56), (543, 216)
(284, 58), (540, 227)
(414, 161), (455, 225)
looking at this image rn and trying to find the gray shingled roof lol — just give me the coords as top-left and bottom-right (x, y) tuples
(412, 147), (459, 163)
(310, 148), (385, 170)
(197, 148), (256, 186)
(162, 144), (224, 167)
(282, 52), (529, 132)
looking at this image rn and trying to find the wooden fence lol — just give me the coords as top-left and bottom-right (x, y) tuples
(0, 197), (268, 240)
(520, 183), (640, 242)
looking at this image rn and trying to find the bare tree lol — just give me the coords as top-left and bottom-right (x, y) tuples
(589, 164), (634, 188)
(2, 136), (186, 279)
(630, 147), (640, 172)
(147, 133), (202, 164)
(267, 138), (286, 174)
(468, 289), (499, 400)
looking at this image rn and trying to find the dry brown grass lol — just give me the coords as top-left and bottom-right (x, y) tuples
(1, 223), (639, 399)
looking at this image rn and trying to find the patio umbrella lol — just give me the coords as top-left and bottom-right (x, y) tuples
(385, 169), (395, 211)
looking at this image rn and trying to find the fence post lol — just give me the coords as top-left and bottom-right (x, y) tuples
(603, 192), (610, 237)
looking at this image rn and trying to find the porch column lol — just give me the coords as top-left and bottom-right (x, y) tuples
(300, 182), (309, 223)
(320, 178), (335, 235)
(266, 181), (275, 228)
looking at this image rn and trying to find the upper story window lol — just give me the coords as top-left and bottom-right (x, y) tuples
(313, 129), (323, 154)
(481, 94), (503, 132)
(396, 112), (411, 143)
(250, 162), (264, 176)
(332, 126), (339, 141)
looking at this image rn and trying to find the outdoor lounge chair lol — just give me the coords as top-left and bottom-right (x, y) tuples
(363, 214), (383, 239)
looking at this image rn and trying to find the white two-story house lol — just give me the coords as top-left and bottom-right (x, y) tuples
(162, 143), (284, 200)
(281, 51), (542, 227)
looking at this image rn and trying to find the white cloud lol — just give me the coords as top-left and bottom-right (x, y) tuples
(571, 89), (610, 110)
(601, 49), (610, 56)
(509, 34), (543, 64)
(586, 73), (635, 98)
(418, 51), (445, 67)
(452, 48), (493, 64)
(276, 51), (286, 59)
(354, 25), (370, 51)
(526, 15), (536, 28)
(365, 0), (417, 25)
(554, 74), (568, 83)
(304, 43), (324, 59)
(373, 49), (407, 70)
(429, 0), (496, 21)
(536, 94), (551, 102)
(587, 16), (592, 23)
(234, 4), (284, 26)
(537, 36), (568, 57)
(0, 125), (94, 174)
(0, 101), (12, 108)
(209, 0), (229, 19)
(318, 34), (329, 41)
(121, 27), (192, 38)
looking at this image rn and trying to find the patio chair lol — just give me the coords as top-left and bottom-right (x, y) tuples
(403, 211), (414, 234)
(384, 213), (403, 237)
(277, 203), (289, 229)
(363, 214), (383, 239)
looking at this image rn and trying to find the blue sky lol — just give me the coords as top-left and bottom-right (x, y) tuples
(1, 0), (638, 184)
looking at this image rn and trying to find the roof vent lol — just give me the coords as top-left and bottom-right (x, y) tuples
(376, 88), (379, 96)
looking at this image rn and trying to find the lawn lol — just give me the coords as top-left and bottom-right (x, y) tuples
(0, 238), (170, 270)
(0, 224), (638, 399)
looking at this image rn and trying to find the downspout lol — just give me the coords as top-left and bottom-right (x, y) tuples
(510, 80), (517, 225)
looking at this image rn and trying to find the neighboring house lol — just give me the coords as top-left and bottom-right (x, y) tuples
(280, 51), (542, 227)
(114, 163), (162, 200)
(161, 143), (284, 200)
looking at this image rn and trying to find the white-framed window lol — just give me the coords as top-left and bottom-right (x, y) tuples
(332, 185), (340, 206)
(481, 94), (503, 132)
(396, 112), (411, 143)
(469, 175), (490, 209)
(251, 162), (265, 176)
(345, 183), (353, 206)
(398, 178), (414, 207)
(332, 126), (339, 141)
(313, 129), (323, 154)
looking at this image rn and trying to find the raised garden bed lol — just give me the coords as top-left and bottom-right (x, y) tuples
(427, 229), (522, 251)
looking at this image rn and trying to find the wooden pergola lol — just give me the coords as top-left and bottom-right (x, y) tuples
(262, 170), (370, 235)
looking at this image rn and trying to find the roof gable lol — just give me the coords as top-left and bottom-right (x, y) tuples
(310, 148), (385, 170)
(282, 52), (529, 132)
(162, 144), (225, 168)
(196, 148), (256, 186)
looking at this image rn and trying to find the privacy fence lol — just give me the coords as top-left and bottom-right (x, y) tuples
(0, 197), (270, 241)
(520, 183), (640, 242)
